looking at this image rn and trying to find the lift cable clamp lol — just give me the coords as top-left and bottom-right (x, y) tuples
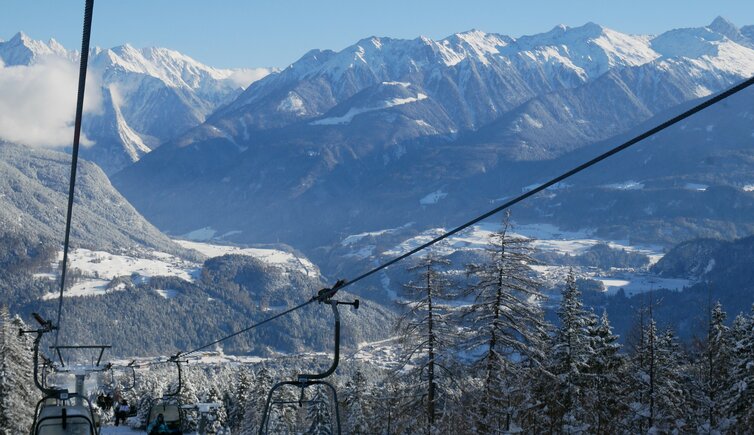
(314, 279), (347, 303)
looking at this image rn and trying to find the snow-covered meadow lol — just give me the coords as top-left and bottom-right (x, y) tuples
(37, 239), (319, 300)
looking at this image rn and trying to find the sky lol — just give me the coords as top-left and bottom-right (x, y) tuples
(1, 0), (753, 69)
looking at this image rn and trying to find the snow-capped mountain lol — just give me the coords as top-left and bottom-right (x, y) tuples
(112, 18), (754, 260)
(0, 32), (274, 173)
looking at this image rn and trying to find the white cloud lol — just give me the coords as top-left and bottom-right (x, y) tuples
(0, 55), (102, 148)
(226, 67), (276, 89)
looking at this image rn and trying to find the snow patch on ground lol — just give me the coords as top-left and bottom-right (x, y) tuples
(277, 91), (307, 114)
(39, 249), (196, 300)
(684, 183), (708, 191)
(154, 289), (179, 299)
(310, 92), (428, 125)
(420, 190), (448, 205)
(182, 226), (217, 241)
(342, 229), (394, 246)
(42, 279), (116, 300)
(379, 221), (675, 298)
(381, 81), (411, 87)
(603, 180), (644, 190)
(595, 275), (690, 296)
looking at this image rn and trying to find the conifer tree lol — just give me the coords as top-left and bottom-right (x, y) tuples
(395, 251), (457, 433)
(461, 213), (548, 433)
(630, 319), (690, 433)
(241, 366), (274, 435)
(693, 302), (733, 432)
(306, 385), (333, 435)
(727, 309), (754, 431)
(0, 307), (37, 435)
(342, 370), (369, 434)
(229, 368), (254, 433)
(546, 270), (594, 433)
(583, 311), (625, 434)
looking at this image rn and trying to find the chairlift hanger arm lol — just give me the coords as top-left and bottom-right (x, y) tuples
(298, 298), (358, 382)
(19, 314), (64, 398)
(163, 358), (185, 397)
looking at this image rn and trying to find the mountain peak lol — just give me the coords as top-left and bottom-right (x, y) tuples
(9, 31), (30, 43)
(708, 16), (743, 40)
(709, 16), (738, 33)
(0, 31), (71, 66)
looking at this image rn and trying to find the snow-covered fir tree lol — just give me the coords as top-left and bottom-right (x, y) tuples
(583, 311), (626, 434)
(727, 308), (754, 432)
(229, 368), (254, 433)
(541, 270), (596, 433)
(460, 212), (548, 433)
(342, 370), (369, 434)
(306, 385), (333, 435)
(241, 366), (274, 435)
(691, 301), (734, 433)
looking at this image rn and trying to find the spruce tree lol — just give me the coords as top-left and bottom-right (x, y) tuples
(241, 366), (274, 435)
(630, 319), (690, 433)
(229, 368), (254, 433)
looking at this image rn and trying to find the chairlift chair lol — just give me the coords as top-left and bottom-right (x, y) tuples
(146, 357), (186, 434)
(259, 298), (359, 435)
(21, 314), (102, 435)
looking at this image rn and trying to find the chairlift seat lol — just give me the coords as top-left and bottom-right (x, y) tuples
(35, 405), (95, 435)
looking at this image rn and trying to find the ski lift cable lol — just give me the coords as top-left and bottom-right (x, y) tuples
(53, 0), (95, 348)
(174, 74), (754, 360)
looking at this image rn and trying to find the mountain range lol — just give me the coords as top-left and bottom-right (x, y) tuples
(108, 17), (754, 260)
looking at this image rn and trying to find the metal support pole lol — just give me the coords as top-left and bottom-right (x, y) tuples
(75, 374), (85, 406)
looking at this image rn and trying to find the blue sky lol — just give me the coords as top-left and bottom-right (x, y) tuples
(2, 0), (753, 68)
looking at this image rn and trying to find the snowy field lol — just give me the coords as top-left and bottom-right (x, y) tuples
(37, 240), (319, 300)
(175, 240), (319, 277)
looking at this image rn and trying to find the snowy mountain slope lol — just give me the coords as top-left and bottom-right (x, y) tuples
(0, 141), (188, 255)
(0, 32), (274, 174)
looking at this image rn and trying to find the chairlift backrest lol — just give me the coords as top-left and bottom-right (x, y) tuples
(149, 403), (181, 424)
(35, 405), (95, 435)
